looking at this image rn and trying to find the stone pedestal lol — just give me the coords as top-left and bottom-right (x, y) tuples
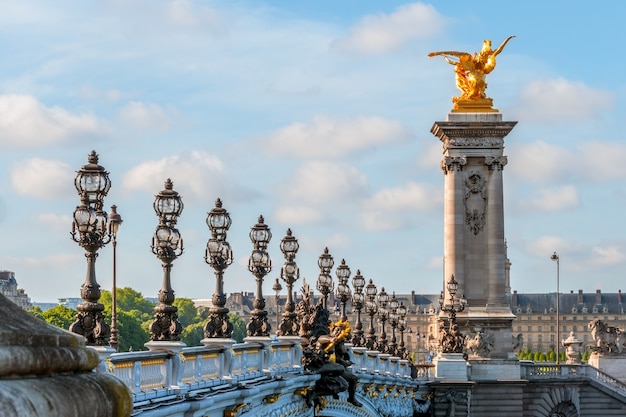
(468, 358), (521, 381)
(0, 293), (132, 417)
(434, 353), (468, 380)
(431, 112), (517, 359)
(589, 353), (626, 382)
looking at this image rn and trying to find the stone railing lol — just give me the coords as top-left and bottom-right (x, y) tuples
(104, 339), (420, 406)
(520, 362), (626, 400)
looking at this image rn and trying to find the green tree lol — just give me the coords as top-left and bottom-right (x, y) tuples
(101, 287), (155, 316)
(581, 350), (590, 363)
(181, 322), (205, 347)
(117, 310), (149, 352)
(174, 298), (200, 327)
(230, 313), (246, 343)
(39, 305), (77, 330)
(29, 305), (45, 320)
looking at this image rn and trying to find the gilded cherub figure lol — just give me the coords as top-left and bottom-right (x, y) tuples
(428, 36), (515, 105)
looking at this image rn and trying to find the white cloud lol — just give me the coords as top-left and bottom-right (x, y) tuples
(265, 115), (412, 158)
(518, 185), (580, 213)
(274, 205), (323, 225)
(167, 0), (222, 33)
(332, 2), (446, 54)
(360, 181), (441, 231)
(118, 101), (171, 130)
(508, 140), (574, 183)
(121, 151), (228, 201)
(11, 158), (74, 198)
(283, 161), (368, 204)
(511, 78), (613, 123)
(591, 245), (626, 266)
(37, 213), (73, 232)
(577, 140), (626, 181)
(525, 236), (585, 260)
(0, 94), (101, 149)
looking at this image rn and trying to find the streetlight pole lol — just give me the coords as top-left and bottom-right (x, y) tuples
(149, 179), (184, 342)
(316, 248), (334, 310)
(551, 251), (560, 364)
(204, 198), (234, 339)
(69, 150), (113, 346)
(335, 259), (351, 321)
(108, 205), (123, 352)
(272, 278), (282, 334)
(247, 215), (272, 337)
(278, 229), (300, 337)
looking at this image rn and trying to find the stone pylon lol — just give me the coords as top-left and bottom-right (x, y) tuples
(431, 112), (517, 359)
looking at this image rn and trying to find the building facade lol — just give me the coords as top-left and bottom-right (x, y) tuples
(0, 270), (32, 310)
(214, 287), (626, 359)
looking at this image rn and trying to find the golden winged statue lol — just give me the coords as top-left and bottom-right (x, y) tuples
(428, 36), (515, 111)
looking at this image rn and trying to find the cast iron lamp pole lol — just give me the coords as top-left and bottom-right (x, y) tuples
(149, 179), (184, 341)
(247, 215), (272, 337)
(364, 279), (378, 350)
(203, 198), (234, 339)
(551, 251), (560, 364)
(351, 270), (366, 346)
(316, 248), (334, 311)
(278, 229), (300, 336)
(272, 278), (282, 334)
(108, 205), (123, 351)
(335, 259), (351, 321)
(388, 292), (399, 356)
(377, 287), (390, 353)
(69, 150), (112, 346)
(397, 302), (407, 359)
(438, 274), (467, 353)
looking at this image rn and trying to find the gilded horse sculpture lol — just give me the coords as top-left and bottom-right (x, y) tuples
(428, 36), (515, 110)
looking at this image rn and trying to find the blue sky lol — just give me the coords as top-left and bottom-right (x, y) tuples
(1, 0), (624, 303)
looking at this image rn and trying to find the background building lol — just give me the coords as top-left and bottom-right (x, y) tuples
(0, 271), (32, 310)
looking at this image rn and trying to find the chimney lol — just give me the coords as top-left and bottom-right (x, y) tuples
(619, 290), (622, 304)
(512, 290), (518, 307)
(578, 289), (583, 304)
(596, 289), (602, 305)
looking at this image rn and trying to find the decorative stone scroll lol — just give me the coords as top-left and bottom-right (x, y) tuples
(485, 156), (508, 171)
(440, 156), (466, 174)
(464, 170), (487, 235)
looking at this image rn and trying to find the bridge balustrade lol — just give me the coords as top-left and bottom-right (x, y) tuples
(104, 339), (421, 407)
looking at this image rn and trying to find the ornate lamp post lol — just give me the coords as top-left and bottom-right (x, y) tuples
(351, 270), (366, 346)
(203, 198), (234, 339)
(438, 274), (467, 353)
(377, 287), (390, 353)
(69, 150), (112, 346)
(335, 259), (351, 321)
(272, 278), (282, 334)
(278, 229), (300, 337)
(316, 247), (334, 310)
(551, 251), (560, 363)
(149, 179), (184, 341)
(364, 279), (378, 350)
(247, 215), (272, 337)
(108, 205), (123, 352)
(397, 302), (407, 359)
(388, 292), (399, 356)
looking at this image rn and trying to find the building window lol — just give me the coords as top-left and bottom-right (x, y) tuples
(538, 326), (542, 332)
(550, 326), (554, 332)
(517, 326), (522, 332)
(563, 326), (567, 332)
(528, 326), (532, 332)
